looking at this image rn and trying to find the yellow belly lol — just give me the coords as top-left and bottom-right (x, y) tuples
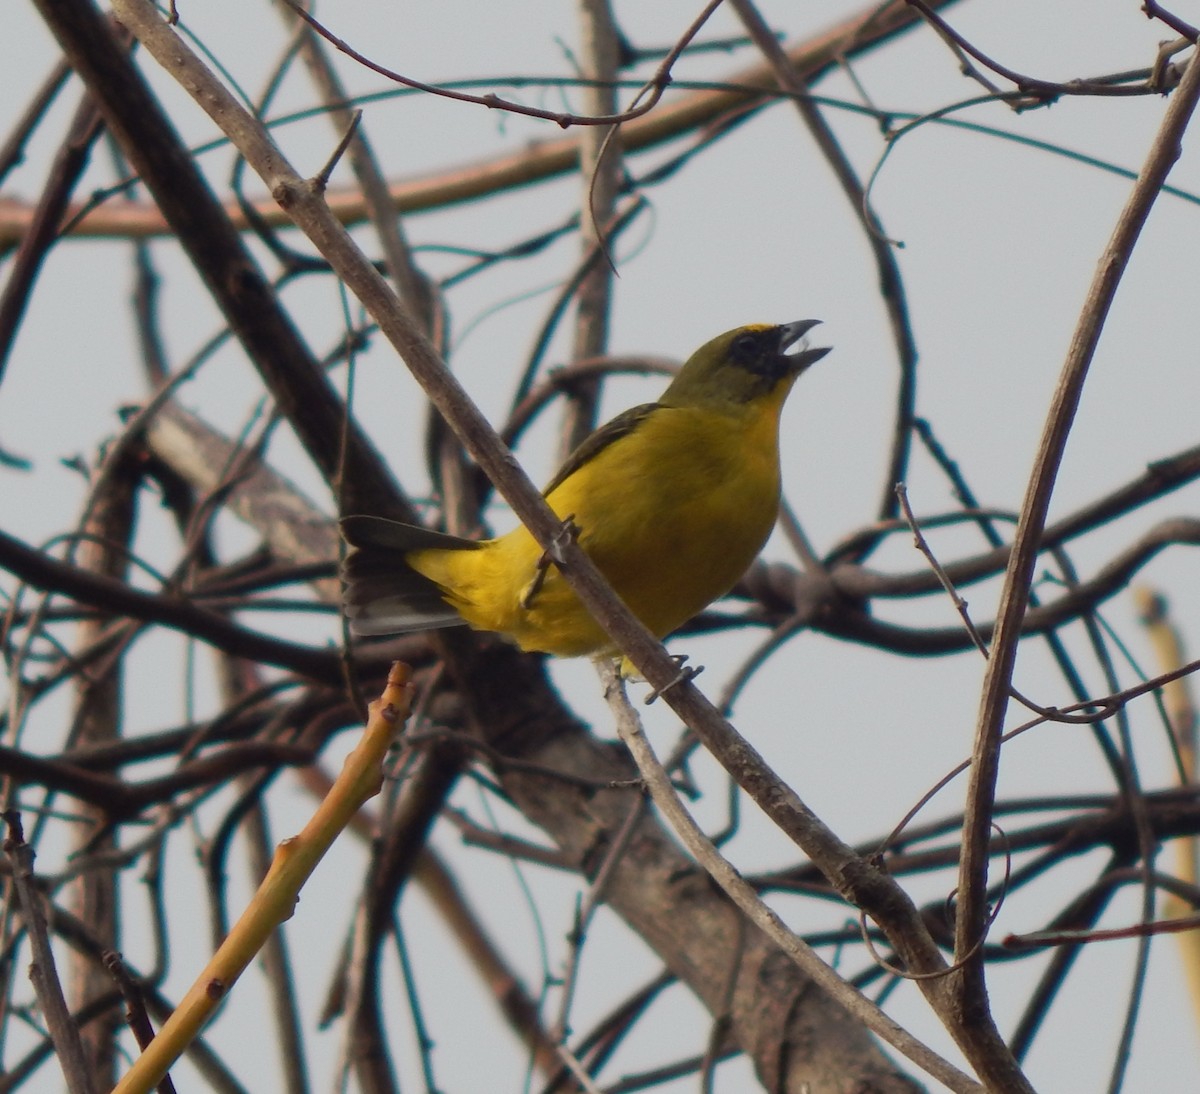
(408, 401), (783, 657)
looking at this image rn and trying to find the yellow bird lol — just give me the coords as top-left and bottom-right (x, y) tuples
(341, 321), (829, 658)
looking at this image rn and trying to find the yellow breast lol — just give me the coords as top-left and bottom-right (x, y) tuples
(409, 396), (786, 657)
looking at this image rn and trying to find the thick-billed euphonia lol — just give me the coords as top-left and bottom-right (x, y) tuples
(341, 320), (829, 658)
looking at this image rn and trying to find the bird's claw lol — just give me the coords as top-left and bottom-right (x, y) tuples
(644, 655), (703, 704)
(520, 515), (579, 610)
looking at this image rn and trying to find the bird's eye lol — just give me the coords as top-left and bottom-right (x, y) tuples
(731, 333), (759, 360)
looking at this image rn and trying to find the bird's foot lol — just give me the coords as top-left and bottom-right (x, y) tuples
(519, 515), (579, 610)
(643, 654), (704, 705)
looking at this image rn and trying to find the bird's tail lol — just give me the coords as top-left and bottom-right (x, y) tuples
(340, 514), (481, 637)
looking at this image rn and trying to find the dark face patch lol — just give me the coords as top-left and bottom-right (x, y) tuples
(657, 320), (826, 411)
(728, 327), (790, 383)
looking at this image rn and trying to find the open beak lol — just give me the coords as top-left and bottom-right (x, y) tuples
(778, 319), (831, 373)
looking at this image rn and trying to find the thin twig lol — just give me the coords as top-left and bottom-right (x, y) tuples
(597, 662), (983, 1094)
(730, 0), (919, 534)
(3, 811), (94, 1094)
(953, 34), (1200, 1025)
(276, 0), (718, 131)
(1143, 1), (1200, 43)
(551, 792), (644, 1043)
(5, 2), (942, 247)
(561, 0), (625, 455)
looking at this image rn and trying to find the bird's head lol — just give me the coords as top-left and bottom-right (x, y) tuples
(660, 321), (830, 411)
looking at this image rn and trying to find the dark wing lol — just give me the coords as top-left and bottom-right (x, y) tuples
(341, 514), (480, 554)
(340, 515), (481, 636)
(541, 402), (659, 496)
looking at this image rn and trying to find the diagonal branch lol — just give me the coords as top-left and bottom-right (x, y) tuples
(953, 34), (1200, 1031)
(89, 0), (966, 1087)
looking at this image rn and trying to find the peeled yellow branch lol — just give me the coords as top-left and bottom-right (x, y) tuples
(1135, 588), (1200, 1023)
(111, 662), (414, 1094)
